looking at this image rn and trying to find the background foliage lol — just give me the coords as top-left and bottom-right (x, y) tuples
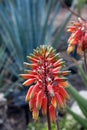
(0, 0), (75, 94)
(1, 0), (87, 129)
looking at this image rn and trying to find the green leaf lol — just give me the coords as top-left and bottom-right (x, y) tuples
(78, 65), (87, 87)
(67, 84), (87, 109)
(78, 103), (87, 118)
(67, 106), (87, 128)
(46, 2), (61, 44)
(0, 6), (23, 63)
(0, 45), (5, 59)
(40, 0), (54, 44)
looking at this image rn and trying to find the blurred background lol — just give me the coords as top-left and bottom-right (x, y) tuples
(0, 0), (87, 130)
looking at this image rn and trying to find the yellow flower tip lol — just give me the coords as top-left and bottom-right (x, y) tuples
(25, 97), (29, 102)
(67, 29), (71, 32)
(67, 95), (70, 100)
(32, 108), (39, 120)
(64, 81), (70, 88)
(23, 62), (31, 68)
(67, 44), (75, 54)
(59, 71), (71, 77)
(27, 55), (31, 60)
(25, 94), (30, 102)
(67, 48), (71, 54)
(25, 86), (34, 101)
(55, 77), (68, 82)
(19, 74), (23, 78)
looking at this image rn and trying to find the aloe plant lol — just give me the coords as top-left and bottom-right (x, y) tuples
(0, 0), (76, 94)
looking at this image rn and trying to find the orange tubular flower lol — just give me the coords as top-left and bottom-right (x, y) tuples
(49, 105), (56, 122)
(20, 45), (69, 121)
(67, 18), (87, 55)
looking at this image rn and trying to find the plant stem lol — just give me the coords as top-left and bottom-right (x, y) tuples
(47, 95), (52, 130)
(44, 54), (52, 130)
(84, 50), (87, 73)
(56, 109), (60, 130)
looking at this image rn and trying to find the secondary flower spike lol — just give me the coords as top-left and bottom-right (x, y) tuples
(67, 18), (87, 54)
(20, 45), (70, 121)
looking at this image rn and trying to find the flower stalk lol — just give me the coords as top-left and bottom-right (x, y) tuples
(47, 95), (52, 130)
(44, 54), (52, 130)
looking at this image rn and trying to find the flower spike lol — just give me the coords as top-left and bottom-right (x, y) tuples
(67, 18), (87, 54)
(20, 45), (69, 121)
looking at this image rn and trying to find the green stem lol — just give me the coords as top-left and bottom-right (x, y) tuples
(84, 50), (87, 73)
(56, 109), (60, 130)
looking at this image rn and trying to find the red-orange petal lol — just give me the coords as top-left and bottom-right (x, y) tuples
(20, 74), (35, 79)
(73, 29), (82, 39)
(67, 26), (76, 32)
(59, 86), (70, 100)
(53, 59), (63, 67)
(36, 90), (43, 110)
(29, 97), (36, 110)
(55, 93), (64, 108)
(26, 85), (34, 101)
(23, 78), (36, 86)
(24, 62), (38, 69)
(51, 96), (57, 108)
(42, 96), (47, 115)
(59, 81), (69, 88)
(27, 56), (39, 63)
(49, 105), (56, 122)
(73, 22), (81, 26)
(52, 67), (61, 73)
(69, 38), (78, 45)
(53, 61), (64, 68)
(58, 71), (70, 76)
(30, 82), (40, 99)
(24, 70), (37, 75)
(59, 94), (66, 106)
(54, 77), (67, 82)
(49, 53), (60, 63)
